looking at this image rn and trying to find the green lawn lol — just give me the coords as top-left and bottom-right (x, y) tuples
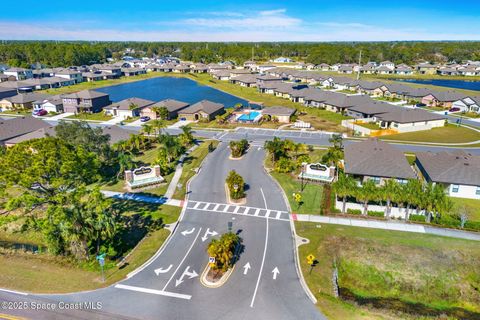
(1, 110), (32, 116)
(172, 140), (220, 200)
(0, 204), (181, 293)
(356, 122), (381, 130)
(296, 222), (480, 320)
(380, 125), (480, 144)
(450, 197), (480, 221)
(66, 112), (113, 121)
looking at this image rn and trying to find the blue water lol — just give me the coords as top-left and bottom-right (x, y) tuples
(238, 111), (260, 121)
(393, 78), (480, 91)
(96, 77), (249, 107)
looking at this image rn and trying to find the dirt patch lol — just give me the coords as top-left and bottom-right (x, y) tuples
(206, 268), (226, 283)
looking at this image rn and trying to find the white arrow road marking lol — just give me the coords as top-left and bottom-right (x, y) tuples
(201, 228), (218, 242)
(162, 228), (202, 291)
(243, 262), (251, 275)
(154, 264), (173, 276)
(181, 227), (195, 236)
(272, 267), (280, 280)
(175, 266), (199, 287)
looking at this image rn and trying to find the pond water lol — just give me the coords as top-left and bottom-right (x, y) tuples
(393, 78), (480, 91)
(96, 77), (251, 108)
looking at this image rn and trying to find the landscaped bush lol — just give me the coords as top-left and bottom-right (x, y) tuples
(367, 211), (384, 217)
(226, 170), (245, 200)
(229, 139), (249, 158)
(347, 209), (362, 215)
(409, 214), (426, 222)
(274, 158), (297, 173)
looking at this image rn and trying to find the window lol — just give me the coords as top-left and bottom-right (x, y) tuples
(476, 187), (480, 195)
(452, 185), (459, 193)
(397, 179), (407, 185)
(370, 177), (381, 184)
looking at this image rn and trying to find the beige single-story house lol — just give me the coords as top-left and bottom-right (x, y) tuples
(104, 97), (155, 119)
(262, 106), (296, 123)
(141, 99), (190, 120)
(177, 100), (225, 121)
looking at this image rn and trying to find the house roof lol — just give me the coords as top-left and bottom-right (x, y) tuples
(376, 109), (445, 123)
(262, 106), (296, 117)
(179, 100), (224, 115)
(4, 126), (56, 145)
(102, 126), (135, 144)
(63, 89), (109, 100)
(152, 99), (189, 112)
(6, 92), (50, 104)
(416, 151), (480, 186)
(428, 91), (467, 102)
(323, 94), (372, 109)
(104, 97), (155, 111)
(0, 116), (50, 142)
(347, 100), (397, 116)
(344, 139), (415, 179)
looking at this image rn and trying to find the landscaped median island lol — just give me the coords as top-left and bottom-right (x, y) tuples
(296, 222), (480, 320)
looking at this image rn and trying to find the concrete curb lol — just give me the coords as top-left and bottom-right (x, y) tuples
(200, 264), (235, 288)
(262, 159), (318, 304)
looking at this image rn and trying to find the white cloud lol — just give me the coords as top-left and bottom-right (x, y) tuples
(259, 9), (287, 16)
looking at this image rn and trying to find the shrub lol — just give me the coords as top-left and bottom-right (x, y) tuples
(275, 157), (297, 173)
(347, 209), (362, 215)
(409, 214), (426, 222)
(229, 139), (249, 158)
(367, 211), (385, 217)
(226, 170), (245, 200)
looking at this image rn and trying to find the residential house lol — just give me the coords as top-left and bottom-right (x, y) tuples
(395, 64), (414, 75)
(0, 74), (17, 82)
(0, 116), (50, 145)
(317, 63), (330, 71)
(4, 68), (33, 80)
(141, 99), (190, 120)
(177, 100), (225, 121)
(376, 66), (394, 75)
(33, 95), (64, 113)
(344, 139), (415, 185)
(273, 57), (292, 63)
(375, 109), (445, 132)
(62, 90), (110, 113)
(452, 96), (480, 113)
(415, 63), (438, 75)
(0, 92), (50, 110)
(457, 66), (479, 76)
(262, 106), (296, 123)
(54, 69), (83, 83)
(82, 72), (108, 82)
(345, 100), (398, 119)
(415, 151), (480, 199)
(0, 87), (17, 100)
(104, 97), (155, 119)
(421, 91), (467, 108)
(230, 74), (258, 87)
(91, 65), (122, 79)
(258, 65), (277, 73)
(379, 61), (395, 70)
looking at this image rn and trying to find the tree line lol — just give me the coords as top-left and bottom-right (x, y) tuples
(1, 41), (480, 68)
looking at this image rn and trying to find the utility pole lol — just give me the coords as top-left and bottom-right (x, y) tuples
(251, 46), (254, 61)
(356, 50), (362, 80)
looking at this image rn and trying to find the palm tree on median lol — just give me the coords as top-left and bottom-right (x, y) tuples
(332, 173), (357, 214)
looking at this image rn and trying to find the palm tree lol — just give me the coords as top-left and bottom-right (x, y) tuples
(329, 134), (344, 149)
(332, 173), (357, 213)
(355, 179), (378, 215)
(264, 137), (287, 163)
(401, 179), (422, 220)
(179, 125), (194, 146)
(142, 124), (154, 138)
(207, 233), (240, 271)
(117, 152), (135, 179)
(158, 134), (184, 163)
(380, 179), (400, 219)
(151, 119), (165, 136)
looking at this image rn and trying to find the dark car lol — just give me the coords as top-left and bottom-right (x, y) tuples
(449, 107), (460, 112)
(140, 116), (150, 122)
(415, 103), (426, 108)
(33, 109), (48, 116)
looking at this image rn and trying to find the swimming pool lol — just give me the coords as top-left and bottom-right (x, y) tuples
(238, 111), (261, 122)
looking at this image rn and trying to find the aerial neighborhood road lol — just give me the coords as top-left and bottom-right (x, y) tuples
(1, 142), (324, 320)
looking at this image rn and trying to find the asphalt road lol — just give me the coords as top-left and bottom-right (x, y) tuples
(1, 142), (324, 320)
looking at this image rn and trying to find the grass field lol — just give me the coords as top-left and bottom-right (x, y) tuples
(65, 112), (113, 121)
(267, 148), (327, 215)
(356, 122), (381, 130)
(172, 140), (220, 200)
(450, 197), (480, 221)
(380, 125), (480, 143)
(0, 204), (181, 293)
(296, 222), (480, 320)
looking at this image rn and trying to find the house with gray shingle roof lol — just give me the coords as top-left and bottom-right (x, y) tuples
(262, 106), (296, 123)
(344, 139), (415, 185)
(141, 99), (190, 120)
(177, 100), (225, 121)
(0, 116), (50, 145)
(63, 89), (110, 113)
(415, 151), (480, 199)
(104, 97), (155, 119)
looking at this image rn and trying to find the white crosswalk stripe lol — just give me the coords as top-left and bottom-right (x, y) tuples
(186, 200), (289, 221)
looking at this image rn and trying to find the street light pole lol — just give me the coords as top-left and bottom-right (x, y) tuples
(301, 162), (307, 192)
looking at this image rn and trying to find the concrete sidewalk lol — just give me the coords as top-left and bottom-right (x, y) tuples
(294, 214), (480, 241)
(101, 190), (182, 207)
(164, 144), (199, 199)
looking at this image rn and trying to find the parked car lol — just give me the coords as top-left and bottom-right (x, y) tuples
(140, 116), (150, 122)
(449, 107), (460, 112)
(33, 109), (48, 116)
(415, 103), (426, 108)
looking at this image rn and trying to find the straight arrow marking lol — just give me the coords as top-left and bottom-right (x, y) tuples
(272, 267), (280, 280)
(181, 227), (195, 236)
(154, 264), (173, 276)
(243, 262), (251, 275)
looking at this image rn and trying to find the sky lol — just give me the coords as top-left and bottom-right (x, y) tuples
(1, 1), (480, 41)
